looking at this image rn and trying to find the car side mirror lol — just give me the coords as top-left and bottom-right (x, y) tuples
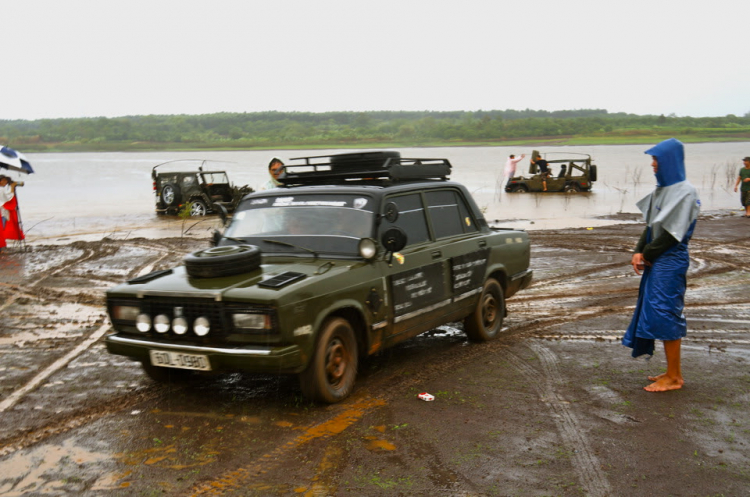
(381, 227), (407, 254)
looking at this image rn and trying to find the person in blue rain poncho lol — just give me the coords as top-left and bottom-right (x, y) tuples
(622, 138), (701, 392)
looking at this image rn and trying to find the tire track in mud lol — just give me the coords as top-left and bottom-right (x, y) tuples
(0, 240), (181, 455)
(506, 342), (611, 497)
(0, 386), (167, 458)
(188, 395), (387, 496)
(0, 248), (97, 312)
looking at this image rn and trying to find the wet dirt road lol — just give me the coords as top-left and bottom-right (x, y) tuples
(1, 213), (749, 496)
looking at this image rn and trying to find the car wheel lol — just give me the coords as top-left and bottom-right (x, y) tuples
(564, 184), (582, 193)
(184, 244), (262, 278)
(190, 199), (208, 216)
(161, 183), (181, 207)
(511, 185), (529, 193)
(141, 362), (193, 383)
(464, 278), (505, 342)
(299, 317), (358, 403)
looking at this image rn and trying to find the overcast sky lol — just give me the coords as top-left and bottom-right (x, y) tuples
(3, 0), (749, 120)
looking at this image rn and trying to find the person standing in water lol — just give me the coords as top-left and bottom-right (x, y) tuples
(622, 138), (700, 392)
(733, 156), (750, 217)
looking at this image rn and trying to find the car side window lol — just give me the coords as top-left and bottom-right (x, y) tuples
(381, 193), (429, 246)
(425, 190), (478, 238)
(182, 176), (195, 187)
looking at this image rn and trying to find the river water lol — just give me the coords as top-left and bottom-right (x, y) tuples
(8, 142), (748, 242)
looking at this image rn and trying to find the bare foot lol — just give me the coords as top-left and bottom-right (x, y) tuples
(647, 373), (685, 385)
(644, 376), (684, 392)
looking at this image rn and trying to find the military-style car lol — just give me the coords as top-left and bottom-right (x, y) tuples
(107, 151), (533, 403)
(153, 160), (252, 216)
(505, 151), (598, 193)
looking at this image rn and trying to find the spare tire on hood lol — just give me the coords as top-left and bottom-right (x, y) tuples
(184, 244), (262, 278)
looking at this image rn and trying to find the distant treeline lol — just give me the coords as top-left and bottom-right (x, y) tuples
(2, 109), (750, 151)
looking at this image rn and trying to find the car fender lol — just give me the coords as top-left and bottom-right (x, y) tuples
(311, 297), (371, 339)
(189, 193), (211, 205)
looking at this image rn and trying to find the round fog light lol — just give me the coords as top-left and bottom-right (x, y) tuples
(194, 316), (210, 336)
(154, 314), (170, 333)
(172, 317), (188, 335)
(136, 314), (151, 333)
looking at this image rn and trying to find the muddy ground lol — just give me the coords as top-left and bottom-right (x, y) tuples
(0, 212), (749, 496)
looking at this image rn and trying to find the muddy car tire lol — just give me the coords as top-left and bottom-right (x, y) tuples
(190, 199), (208, 216)
(511, 185), (528, 193)
(161, 183), (181, 207)
(184, 245), (262, 278)
(299, 317), (358, 403)
(141, 362), (193, 383)
(464, 278), (505, 342)
(564, 183), (582, 193)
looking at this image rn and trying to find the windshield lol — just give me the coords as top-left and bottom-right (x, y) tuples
(223, 193), (376, 257)
(201, 172), (229, 184)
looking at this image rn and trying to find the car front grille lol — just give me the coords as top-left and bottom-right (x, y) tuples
(114, 297), (277, 345)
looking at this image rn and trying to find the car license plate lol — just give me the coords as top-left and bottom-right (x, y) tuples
(149, 350), (211, 371)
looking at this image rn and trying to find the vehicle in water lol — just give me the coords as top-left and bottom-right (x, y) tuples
(152, 160), (252, 216)
(505, 151), (597, 193)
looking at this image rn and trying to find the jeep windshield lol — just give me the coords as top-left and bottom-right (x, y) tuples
(222, 193), (376, 257)
(200, 172), (230, 184)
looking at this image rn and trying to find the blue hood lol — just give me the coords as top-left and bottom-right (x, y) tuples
(645, 138), (685, 187)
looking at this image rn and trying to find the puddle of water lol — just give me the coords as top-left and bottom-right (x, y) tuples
(0, 438), (120, 496)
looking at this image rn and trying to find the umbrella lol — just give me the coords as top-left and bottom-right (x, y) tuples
(0, 145), (34, 174)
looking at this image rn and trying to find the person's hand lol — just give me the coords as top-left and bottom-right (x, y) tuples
(631, 253), (649, 275)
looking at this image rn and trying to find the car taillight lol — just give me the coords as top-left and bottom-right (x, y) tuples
(153, 181), (157, 192)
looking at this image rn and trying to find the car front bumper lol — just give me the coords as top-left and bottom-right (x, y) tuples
(105, 333), (304, 374)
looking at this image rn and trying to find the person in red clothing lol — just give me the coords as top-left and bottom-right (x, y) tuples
(0, 175), (24, 250)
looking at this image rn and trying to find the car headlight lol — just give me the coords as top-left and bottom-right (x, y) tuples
(112, 305), (140, 322)
(233, 313), (270, 330)
(194, 317), (211, 336)
(136, 313), (151, 332)
(154, 314), (170, 333)
(172, 317), (188, 335)
(358, 238), (377, 260)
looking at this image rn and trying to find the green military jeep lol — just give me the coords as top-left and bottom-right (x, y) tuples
(107, 151), (533, 403)
(505, 151), (598, 193)
(153, 160), (252, 216)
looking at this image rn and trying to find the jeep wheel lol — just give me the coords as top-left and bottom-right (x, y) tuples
(464, 278), (505, 342)
(564, 184), (582, 193)
(299, 317), (358, 403)
(190, 199), (208, 216)
(141, 362), (193, 383)
(161, 183), (181, 207)
(511, 185), (528, 193)
(184, 244), (262, 278)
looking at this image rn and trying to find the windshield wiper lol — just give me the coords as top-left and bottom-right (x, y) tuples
(262, 239), (319, 259)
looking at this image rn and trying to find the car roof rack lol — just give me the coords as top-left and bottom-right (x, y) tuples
(278, 151), (452, 186)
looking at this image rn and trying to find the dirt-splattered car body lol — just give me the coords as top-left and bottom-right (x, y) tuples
(505, 151), (598, 193)
(152, 160), (252, 216)
(106, 151), (533, 402)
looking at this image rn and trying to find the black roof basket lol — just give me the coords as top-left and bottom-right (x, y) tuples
(278, 151), (452, 186)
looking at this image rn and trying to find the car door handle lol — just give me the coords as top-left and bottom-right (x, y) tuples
(478, 240), (487, 248)
(431, 250), (442, 259)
